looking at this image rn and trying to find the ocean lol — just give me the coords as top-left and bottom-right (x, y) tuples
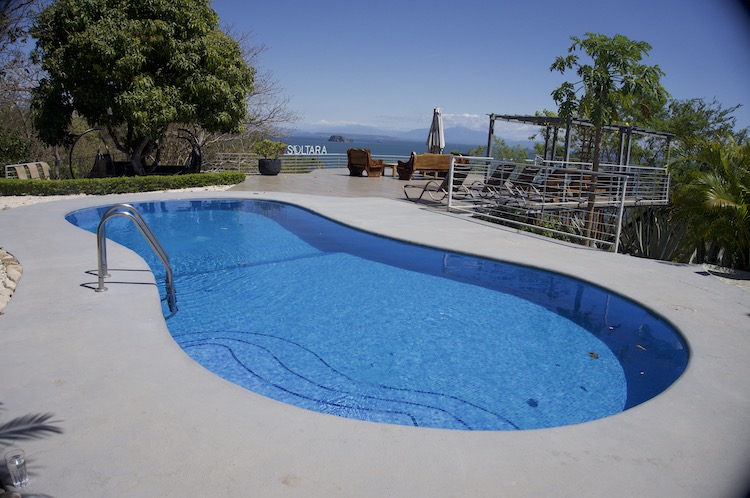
(279, 135), (485, 158)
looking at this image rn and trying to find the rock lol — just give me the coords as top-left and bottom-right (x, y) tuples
(0, 250), (21, 314)
(5, 263), (23, 280)
(6, 265), (22, 281)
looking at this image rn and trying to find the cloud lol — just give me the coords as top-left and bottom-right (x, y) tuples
(443, 113), (482, 119)
(442, 113), (486, 130)
(311, 119), (371, 127)
(494, 122), (540, 142)
(441, 113), (543, 142)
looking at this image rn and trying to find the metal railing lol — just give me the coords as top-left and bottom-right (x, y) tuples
(206, 152), (410, 174)
(441, 157), (654, 251)
(537, 159), (670, 205)
(96, 203), (177, 315)
(206, 152), (343, 174)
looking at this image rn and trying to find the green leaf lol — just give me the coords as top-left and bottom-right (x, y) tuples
(31, 0), (254, 167)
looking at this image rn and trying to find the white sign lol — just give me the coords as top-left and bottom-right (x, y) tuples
(287, 145), (328, 155)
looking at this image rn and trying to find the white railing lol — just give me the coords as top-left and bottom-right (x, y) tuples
(441, 157), (666, 251)
(538, 159), (670, 205)
(207, 152), (346, 173)
(4, 164), (18, 178)
(206, 152), (411, 174)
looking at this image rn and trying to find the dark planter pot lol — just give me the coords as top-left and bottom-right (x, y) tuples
(258, 158), (282, 176)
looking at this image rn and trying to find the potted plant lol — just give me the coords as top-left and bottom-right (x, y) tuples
(252, 139), (287, 175)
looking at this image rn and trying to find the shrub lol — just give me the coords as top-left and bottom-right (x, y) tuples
(0, 128), (33, 165)
(0, 172), (246, 196)
(251, 139), (286, 159)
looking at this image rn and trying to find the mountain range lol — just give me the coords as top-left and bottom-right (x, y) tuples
(287, 124), (534, 148)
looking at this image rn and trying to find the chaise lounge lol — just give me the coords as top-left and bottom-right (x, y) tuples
(4, 162), (52, 180)
(403, 164), (473, 202)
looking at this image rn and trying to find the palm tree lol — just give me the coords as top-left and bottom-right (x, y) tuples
(671, 140), (750, 270)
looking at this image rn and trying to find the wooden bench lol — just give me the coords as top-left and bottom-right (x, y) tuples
(4, 162), (52, 179)
(396, 152), (453, 180)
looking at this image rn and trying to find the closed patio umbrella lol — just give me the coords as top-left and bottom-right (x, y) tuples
(426, 107), (445, 154)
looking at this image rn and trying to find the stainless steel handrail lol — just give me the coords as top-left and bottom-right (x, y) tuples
(96, 203), (177, 314)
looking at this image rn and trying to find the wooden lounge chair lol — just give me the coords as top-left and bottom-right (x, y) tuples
(403, 164), (473, 202)
(347, 148), (384, 177)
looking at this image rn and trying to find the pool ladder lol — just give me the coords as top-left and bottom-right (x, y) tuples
(96, 203), (177, 315)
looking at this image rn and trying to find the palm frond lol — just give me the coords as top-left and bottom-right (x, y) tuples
(670, 139), (750, 269)
(0, 413), (63, 443)
(699, 173), (741, 210)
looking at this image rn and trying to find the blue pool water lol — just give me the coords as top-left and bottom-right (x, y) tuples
(67, 199), (689, 431)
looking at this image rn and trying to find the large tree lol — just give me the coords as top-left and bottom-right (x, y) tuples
(643, 97), (747, 150)
(1, 0), (46, 165)
(0, 0), (39, 63)
(194, 27), (298, 154)
(30, 0), (254, 175)
(550, 33), (668, 244)
(467, 137), (529, 163)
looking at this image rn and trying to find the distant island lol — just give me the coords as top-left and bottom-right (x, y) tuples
(328, 135), (353, 142)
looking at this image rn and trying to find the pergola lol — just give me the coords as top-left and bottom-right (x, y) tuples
(486, 114), (675, 167)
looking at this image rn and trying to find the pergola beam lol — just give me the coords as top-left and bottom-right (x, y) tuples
(485, 114), (674, 167)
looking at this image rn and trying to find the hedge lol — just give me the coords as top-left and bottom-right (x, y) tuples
(0, 172), (246, 196)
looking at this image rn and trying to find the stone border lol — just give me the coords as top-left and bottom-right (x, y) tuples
(0, 248), (22, 314)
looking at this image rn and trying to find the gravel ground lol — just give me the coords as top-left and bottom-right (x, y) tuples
(0, 193), (89, 210)
(0, 185), (232, 210)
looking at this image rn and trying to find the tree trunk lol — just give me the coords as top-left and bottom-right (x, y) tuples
(583, 125), (603, 245)
(52, 146), (61, 179)
(130, 138), (151, 175)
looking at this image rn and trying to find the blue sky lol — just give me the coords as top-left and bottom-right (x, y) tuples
(212, 0), (750, 140)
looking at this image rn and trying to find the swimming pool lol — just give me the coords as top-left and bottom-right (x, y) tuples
(67, 199), (688, 431)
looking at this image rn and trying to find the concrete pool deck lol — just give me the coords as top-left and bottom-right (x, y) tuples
(1, 170), (749, 496)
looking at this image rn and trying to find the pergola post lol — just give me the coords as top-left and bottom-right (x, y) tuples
(551, 126), (559, 163)
(624, 127), (633, 168)
(617, 126), (626, 166)
(543, 126), (551, 161)
(563, 121), (572, 165)
(486, 114), (495, 158)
